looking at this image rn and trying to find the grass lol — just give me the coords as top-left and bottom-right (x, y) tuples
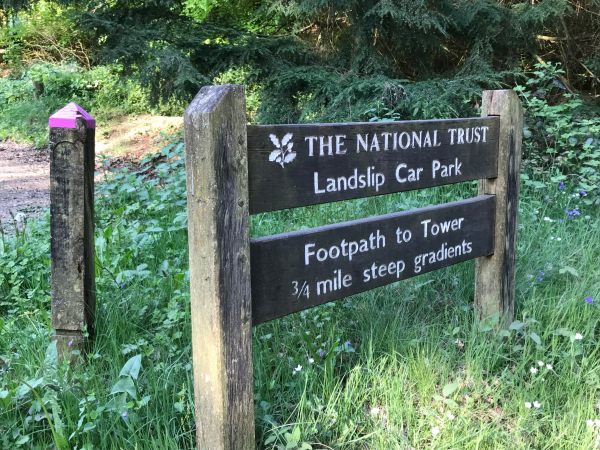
(0, 138), (599, 449)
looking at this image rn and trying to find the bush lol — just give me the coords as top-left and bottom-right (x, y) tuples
(0, 62), (178, 145)
(0, 0), (91, 69)
(516, 63), (600, 203)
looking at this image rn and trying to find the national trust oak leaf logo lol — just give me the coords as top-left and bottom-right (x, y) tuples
(268, 133), (296, 167)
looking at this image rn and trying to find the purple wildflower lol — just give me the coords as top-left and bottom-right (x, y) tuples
(120, 411), (128, 419)
(565, 207), (581, 219)
(535, 271), (545, 283)
(584, 296), (593, 304)
(579, 191), (588, 197)
(67, 339), (73, 348)
(558, 181), (565, 191)
(317, 349), (325, 358)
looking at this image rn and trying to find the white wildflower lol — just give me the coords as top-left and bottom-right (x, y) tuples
(431, 426), (440, 437)
(586, 419), (595, 428)
(575, 333), (584, 341)
(546, 363), (553, 370)
(525, 402), (532, 409)
(537, 360), (544, 367)
(533, 401), (541, 409)
(530, 367), (538, 374)
(369, 406), (381, 416)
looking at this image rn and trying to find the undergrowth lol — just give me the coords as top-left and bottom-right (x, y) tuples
(0, 133), (598, 449)
(0, 62), (181, 146)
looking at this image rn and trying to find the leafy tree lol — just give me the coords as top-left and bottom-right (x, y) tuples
(1, 0), (598, 120)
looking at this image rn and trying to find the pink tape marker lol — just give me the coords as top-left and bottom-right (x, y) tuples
(48, 102), (96, 129)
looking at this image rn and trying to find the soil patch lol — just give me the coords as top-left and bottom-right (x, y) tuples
(96, 115), (182, 158)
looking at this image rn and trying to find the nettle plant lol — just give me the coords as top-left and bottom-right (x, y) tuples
(515, 63), (600, 204)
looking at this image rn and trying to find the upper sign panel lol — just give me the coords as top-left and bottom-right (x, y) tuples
(247, 117), (499, 213)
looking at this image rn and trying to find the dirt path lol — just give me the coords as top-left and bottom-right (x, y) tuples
(0, 115), (182, 229)
(0, 141), (50, 228)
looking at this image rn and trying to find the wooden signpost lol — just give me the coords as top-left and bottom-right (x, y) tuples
(185, 85), (522, 449)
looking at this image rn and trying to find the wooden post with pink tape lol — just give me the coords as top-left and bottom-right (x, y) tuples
(48, 103), (96, 360)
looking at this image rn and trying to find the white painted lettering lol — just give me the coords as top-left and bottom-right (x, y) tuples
(335, 134), (347, 154)
(305, 136), (318, 156)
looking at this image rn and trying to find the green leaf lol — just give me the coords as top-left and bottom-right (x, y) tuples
(82, 422), (96, 432)
(286, 426), (301, 447)
(110, 376), (137, 400)
(105, 393), (128, 412)
(15, 435), (30, 446)
(44, 341), (58, 369)
(16, 377), (43, 398)
(264, 434), (277, 445)
(442, 382), (459, 398)
(509, 320), (526, 331)
(119, 355), (142, 380)
(138, 395), (151, 407)
(496, 329), (511, 339)
(529, 332), (542, 346)
(444, 398), (459, 408)
(559, 266), (579, 277)
(51, 400), (68, 447)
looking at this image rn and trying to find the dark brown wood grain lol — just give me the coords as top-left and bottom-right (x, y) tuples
(251, 195), (496, 325)
(475, 90), (523, 325)
(50, 120), (95, 359)
(247, 117), (499, 213)
(185, 84), (254, 450)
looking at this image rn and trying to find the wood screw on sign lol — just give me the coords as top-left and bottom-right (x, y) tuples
(49, 103), (96, 361)
(184, 85), (522, 449)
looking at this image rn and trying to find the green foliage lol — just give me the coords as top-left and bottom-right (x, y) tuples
(0, 1), (91, 69)
(516, 63), (600, 202)
(1, 138), (195, 448)
(1, 135), (598, 448)
(0, 216), (50, 316)
(0, 62), (172, 145)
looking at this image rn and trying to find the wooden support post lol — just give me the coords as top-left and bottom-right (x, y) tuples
(185, 85), (254, 449)
(475, 90), (523, 325)
(49, 103), (96, 359)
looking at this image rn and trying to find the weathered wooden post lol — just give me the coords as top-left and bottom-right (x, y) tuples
(475, 90), (523, 325)
(49, 103), (96, 359)
(185, 85), (254, 449)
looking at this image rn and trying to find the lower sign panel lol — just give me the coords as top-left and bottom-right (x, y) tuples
(251, 195), (495, 325)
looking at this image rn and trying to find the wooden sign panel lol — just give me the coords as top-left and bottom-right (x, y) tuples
(247, 117), (499, 213)
(251, 195), (495, 324)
